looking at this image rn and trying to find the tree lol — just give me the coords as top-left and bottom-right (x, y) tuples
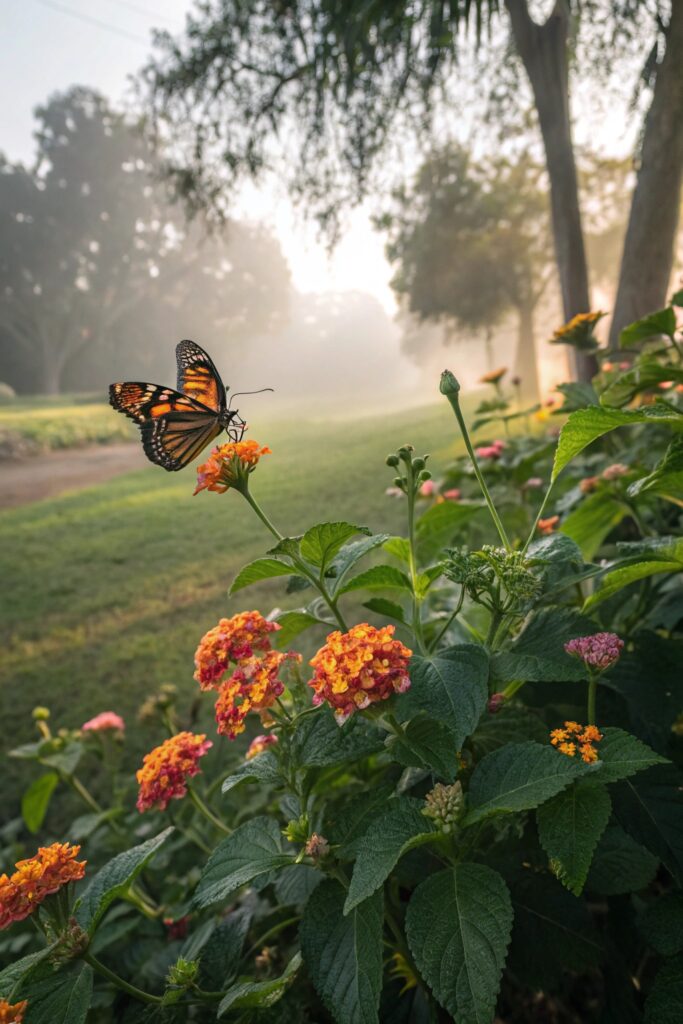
(144, 0), (680, 382)
(379, 147), (553, 402)
(0, 87), (290, 394)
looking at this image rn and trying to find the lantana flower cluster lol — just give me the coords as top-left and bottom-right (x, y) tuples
(0, 843), (86, 930)
(246, 733), (279, 760)
(194, 611), (300, 739)
(82, 711), (125, 734)
(194, 440), (271, 495)
(308, 623), (412, 724)
(0, 999), (27, 1023)
(551, 721), (603, 763)
(136, 731), (212, 812)
(475, 439), (506, 460)
(565, 632), (624, 672)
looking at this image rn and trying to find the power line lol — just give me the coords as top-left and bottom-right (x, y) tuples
(98, 0), (181, 29)
(31, 0), (153, 45)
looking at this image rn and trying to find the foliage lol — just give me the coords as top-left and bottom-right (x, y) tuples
(1, 300), (682, 1022)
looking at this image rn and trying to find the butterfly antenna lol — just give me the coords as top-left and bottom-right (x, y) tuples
(229, 387), (274, 406)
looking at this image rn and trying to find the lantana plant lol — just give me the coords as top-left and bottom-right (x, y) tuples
(2, 296), (683, 1023)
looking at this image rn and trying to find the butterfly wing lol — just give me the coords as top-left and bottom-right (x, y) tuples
(109, 382), (222, 471)
(176, 339), (226, 413)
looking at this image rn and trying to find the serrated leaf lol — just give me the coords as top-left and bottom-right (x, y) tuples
(619, 306), (677, 346)
(600, 359), (683, 408)
(229, 558), (294, 594)
(537, 781), (611, 895)
(272, 609), (327, 646)
(300, 880), (383, 1024)
(267, 536), (302, 558)
(274, 865), (323, 909)
(402, 645), (488, 748)
(597, 727), (668, 783)
(329, 534), (391, 593)
(0, 949), (53, 1000)
(645, 957), (683, 1024)
(221, 751), (282, 795)
(552, 404), (683, 481)
(468, 706), (548, 757)
(76, 827), (173, 934)
(490, 607), (593, 684)
(464, 742), (596, 825)
(16, 961), (93, 1024)
(338, 564), (412, 595)
(628, 435), (683, 502)
(21, 772), (58, 834)
(325, 784), (397, 858)
(561, 491), (628, 560)
(415, 502), (482, 560)
(584, 556), (683, 611)
(291, 707), (383, 767)
(586, 824), (659, 894)
(194, 817), (294, 909)
(611, 765), (683, 882)
(386, 715), (460, 780)
(197, 908), (252, 991)
(641, 891), (683, 957)
(406, 864), (512, 1024)
(218, 953), (302, 1016)
(362, 596), (407, 625)
(345, 799), (437, 913)
(300, 522), (370, 571)
(383, 536), (411, 564)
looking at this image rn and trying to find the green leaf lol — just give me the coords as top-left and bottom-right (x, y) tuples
(628, 436), (683, 502)
(597, 727), (668, 784)
(386, 715), (460, 780)
(272, 609), (327, 646)
(600, 359), (683, 408)
(76, 827), (173, 934)
(415, 502), (482, 560)
(274, 865), (322, 909)
(37, 740), (83, 777)
(537, 781), (611, 895)
(0, 950), (53, 1000)
(469, 706), (548, 757)
(221, 751), (281, 795)
(300, 522), (371, 571)
(17, 961), (93, 1024)
(406, 864), (513, 1024)
(267, 536), (302, 559)
(620, 306), (677, 346)
(641, 891), (683, 957)
(561, 491), (627, 560)
(645, 957), (683, 1024)
(672, 289), (683, 307)
(383, 536), (411, 564)
(218, 953), (302, 1016)
(585, 560), (683, 611)
(329, 534), (392, 593)
(197, 909), (251, 991)
(338, 564), (412, 595)
(402, 645), (489, 748)
(490, 607), (592, 685)
(345, 799), (437, 913)
(362, 597), (407, 625)
(464, 742), (597, 825)
(300, 880), (383, 1024)
(21, 772), (58, 834)
(587, 824), (659, 894)
(611, 765), (683, 882)
(325, 784), (397, 859)
(229, 558), (294, 594)
(508, 873), (603, 987)
(290, 708), (383, 767)
(194, 817), (293, 909)
(552, 405), (683, 481)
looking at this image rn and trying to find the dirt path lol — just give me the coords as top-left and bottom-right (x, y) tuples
(0, 443), (149, 510)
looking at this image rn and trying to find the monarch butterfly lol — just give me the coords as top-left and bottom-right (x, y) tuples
(109, 340), (252, 471)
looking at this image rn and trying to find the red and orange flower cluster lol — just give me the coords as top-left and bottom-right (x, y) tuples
(308, 623), (412, 724)
(246, 733), (279, 760)
(136, 731), (212, 812)
(0, 843), (86, 930)
(194, 440), (271, 495)
(194, 611), (300, 739)
(0, 999), (27, 1023)
(550, 721), (603, 763)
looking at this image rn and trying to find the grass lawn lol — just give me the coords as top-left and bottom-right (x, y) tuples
(1, 400), (468, 817)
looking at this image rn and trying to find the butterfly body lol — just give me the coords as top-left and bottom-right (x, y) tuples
(109, 340), (245, 471)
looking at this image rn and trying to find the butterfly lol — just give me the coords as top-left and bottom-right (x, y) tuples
(109, 340), (247, 471)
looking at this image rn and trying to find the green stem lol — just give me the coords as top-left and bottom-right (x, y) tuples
(187, 784), (231, 835)
(522, 477), (555, 555)
(240, 915), (301, 964)
(83, 953), (162, 1005)
(407, 469), (428, 655)
(587, 672), (598, 726)
(440, 373), (512, 551)
(429, 587), (465, 653)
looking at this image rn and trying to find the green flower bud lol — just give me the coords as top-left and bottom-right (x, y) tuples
(412, 457), (426, 472)
(167, 958), (199, 988)
(422, 781), (464, 833)
(440, 370), (461, 395)
(419, 470), (432, 482)
(386, 454), (400, 467)
(32, 706), (50, 721)
(393, 477), (405, 489)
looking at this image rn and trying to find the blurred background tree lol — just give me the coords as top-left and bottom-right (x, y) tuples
(143, 0), (683, 380)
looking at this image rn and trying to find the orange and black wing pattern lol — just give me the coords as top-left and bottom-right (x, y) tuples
(176, 339), (226, 413)
(109, 381), (221, 472)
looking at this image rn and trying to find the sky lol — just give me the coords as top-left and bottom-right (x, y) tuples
(0, 0), (398, 315)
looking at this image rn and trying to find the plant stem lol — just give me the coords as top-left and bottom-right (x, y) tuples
(83, 953), (162, 1005)
(240, 915), (301, 964)
(440, 373), (512, 551)
(587, 672), (598, 726)
(429, 587), (465, 652)
(187, 784), (231, 835)
(522, 478), (555, 555)
(406, 475), (428, 655)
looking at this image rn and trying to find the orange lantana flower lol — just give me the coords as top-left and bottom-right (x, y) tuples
(550, 721), (603, 764)
(136, 732), (212, 812)
(0, 844), (86, 930)
(309, 624), (412, 723)
(215, 650), (300, 739)
(537, 515), (560, 535)
(194, 440), (271, 495)
(479, 367), (507, 386)
(0, 999), (27, 1023)
(194, 612), (280, 690)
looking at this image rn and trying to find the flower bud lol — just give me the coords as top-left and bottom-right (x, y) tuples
(393, 476), (404, 489)
(386, 454), (400, 467)
(412, 457), (426, 472)
(422, 782), (464, 833)
(32, 706), (50, 721)
(487, 693), (506, 714)
(167, 958), (199, 989)
(304, 833), (330, 860)
(283, 814), (309, 845)
(419, 470), (432, 482)
(440, 370), (461, 395)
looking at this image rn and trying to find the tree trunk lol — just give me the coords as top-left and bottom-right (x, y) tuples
(609, 3), (683, 347)
(504, 0), (596, 382)
(514, 301), (541, 404)
(38, 345), (64, 395)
